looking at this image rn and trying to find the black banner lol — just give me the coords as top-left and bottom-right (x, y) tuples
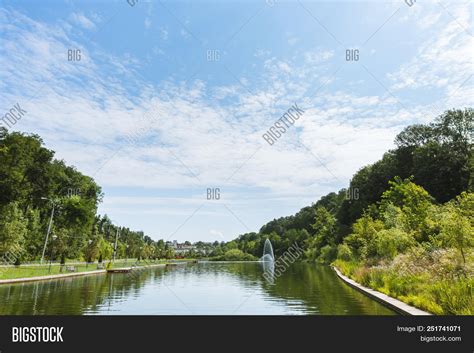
(0, 316), (472, 353)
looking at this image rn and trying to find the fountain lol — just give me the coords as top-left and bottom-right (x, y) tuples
(261, 238), (274, 262)
(261, 239), (275, 284)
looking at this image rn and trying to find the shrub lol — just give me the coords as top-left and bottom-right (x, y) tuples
(318, 245), (337, 263)
(217, 249), (257, 261)
(375, 228), (414, 260)
(336, 243), (353, 261)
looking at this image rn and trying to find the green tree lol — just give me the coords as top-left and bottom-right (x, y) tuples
(0, 203), (27, 256)
(306, 207), (337, 261)
(438, 192), (474, 264)
(380, 177), (433, 240)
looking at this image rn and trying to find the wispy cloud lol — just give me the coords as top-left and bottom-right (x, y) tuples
(70, 12), (96, 30)
(0, 1), (472, 240)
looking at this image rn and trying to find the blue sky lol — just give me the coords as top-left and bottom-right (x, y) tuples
(1, 0), (472, 242)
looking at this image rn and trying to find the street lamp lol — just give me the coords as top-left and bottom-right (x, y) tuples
(48, 234), (57, 274)
(86, 240), (93, 268)
(113, 228), (120, 263)
(40, 197), (57, 265)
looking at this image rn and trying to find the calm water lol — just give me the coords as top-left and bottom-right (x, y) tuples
(0, 263), (395, 315)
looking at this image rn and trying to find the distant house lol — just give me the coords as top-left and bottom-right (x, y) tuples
(172, 242), (196, 255)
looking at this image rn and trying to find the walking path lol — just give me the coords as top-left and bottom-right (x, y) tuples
(0, 262), (177, 285)
(0, 269), (106, 284)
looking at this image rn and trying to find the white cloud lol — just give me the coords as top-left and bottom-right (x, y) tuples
(286, 32), (299, 46)
(210, 229), (224, 239)
(70, 12), (96, 30)
(144, 18), (152, 29)
(160, 27), (169, 40)
(180, 29), (190, 39)
(388, 0), (473, 100)
(304, 49), (334, 64)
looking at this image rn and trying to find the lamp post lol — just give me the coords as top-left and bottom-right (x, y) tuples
(113, 228), (120, 263)
(86, 239), (93, 268)
(48, 234), (57, 274)
(109, 242), (114, 263)
(40, 197), (57, 265)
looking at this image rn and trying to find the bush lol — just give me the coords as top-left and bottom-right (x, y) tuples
(337, 243), (353, 261)
(374, 228), (414, 260)
(318, 245), (337, 263)
(213, 249), (257, 261)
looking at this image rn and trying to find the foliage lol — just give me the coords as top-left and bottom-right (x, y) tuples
(212, 249), (257, 261)
(0, 129), (183, 262)
(0, 202), (27, 255)
(437, 192), (474, 264)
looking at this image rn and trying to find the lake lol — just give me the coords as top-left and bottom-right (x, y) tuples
(0, 262), (395, 315)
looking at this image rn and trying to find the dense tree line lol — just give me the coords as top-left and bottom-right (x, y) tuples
(229, 109), (473, 263)
(0, 127), (174, 263)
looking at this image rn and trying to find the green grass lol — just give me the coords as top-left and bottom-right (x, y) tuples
(333, 259), (474, 315)
(0, 258), (179, 280)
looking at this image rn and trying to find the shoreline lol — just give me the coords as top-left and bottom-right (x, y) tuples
(0, 269), (107, 285)
(332, 266), (432, 316)
(0, 262), (180, 285)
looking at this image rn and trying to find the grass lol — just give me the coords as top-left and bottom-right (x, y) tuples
(333, 258), (474, 315)
(0, 258), (180, 280)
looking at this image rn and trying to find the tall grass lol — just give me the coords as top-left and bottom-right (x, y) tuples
(333, 257), (473, 315)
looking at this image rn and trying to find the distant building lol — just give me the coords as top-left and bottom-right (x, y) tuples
(171, 241), (196, 255)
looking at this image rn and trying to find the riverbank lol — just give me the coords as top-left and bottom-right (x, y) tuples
(0, 260), (190, 284)
(0, 269), (107, 284)
(333, 257), (474, 315)
(332, 266), (431, 315)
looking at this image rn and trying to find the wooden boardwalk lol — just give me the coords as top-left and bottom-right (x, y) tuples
(106, 267), (132, 273)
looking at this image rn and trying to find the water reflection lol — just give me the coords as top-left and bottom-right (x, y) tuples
(261, 260), (275, 284)
(0, 263), (395, 315)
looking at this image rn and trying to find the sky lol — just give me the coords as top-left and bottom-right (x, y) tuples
(0, 0), (472, 243)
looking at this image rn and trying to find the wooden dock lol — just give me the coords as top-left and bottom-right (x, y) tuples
(166, 262), (187, 267)
(106, 267), (132, 273)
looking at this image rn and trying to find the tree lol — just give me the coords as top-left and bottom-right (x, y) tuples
(0, 203), (27, 257)
(306, 207), (337, 261)
(380, 177), (433, 240)
(438, 192), (474, 265)
(344, 213), (384, 260)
